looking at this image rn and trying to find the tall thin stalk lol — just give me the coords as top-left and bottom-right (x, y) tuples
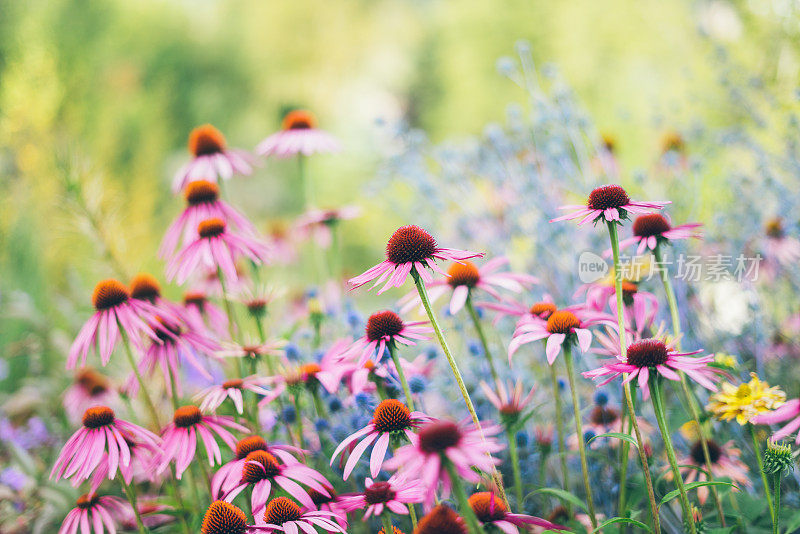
(749, 424), (775, 525)
(388, 343), (416, 411)
(120, 329), (162, 429)
(443, 459), (486, 534)
(506, 428), (524, 509)
(549, 364), (570, 498)
(606, 221), (660, 532)
(562, 343), (597, 528)
(465, 294), (500, 382)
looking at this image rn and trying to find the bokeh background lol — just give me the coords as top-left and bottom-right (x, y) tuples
(3, 0), (800, 530)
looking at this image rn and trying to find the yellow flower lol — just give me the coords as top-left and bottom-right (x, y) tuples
(707, 373), (786, 425)
(713, 352), (738, 370)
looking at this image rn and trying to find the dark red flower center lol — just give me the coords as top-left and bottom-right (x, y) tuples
(419, 421), (462, 453)
(372, 399), (412, 433)
(366, 310), (404, 342)
(309, 488), (336, 505)
(263, 497), (302, 526)
(546, 310), (580, 335)
(626, 339), (669, 368)
(185, 180), (220, 205)
(83, 406), (115, 429)
(691, 439), (721, 465)
(385, 225), (437, 265)
(129, 273), (161, 302)
(548, 506), (570, 523)
(201, 501), (247, 534)
(76, 494), (99, 510)
(587, 184), (630, 211)
(75, 369), (109, 396)
(365, 481), (396, 504)
(766, 218), (785, 239)
(530, 302), (557, 318)
(173, 405), (202, 428)
(222, 379), (244, 390)
(415, 504), (468, 534)
(282, 109), (317, 130)
(633, 214), (671, 238)
(189, 124), (227, 156)
(447, 261), (480, 288)
(154, 317), (183, 342)
(92, 279), (130, 311)
(184, 291), (207, 308)
(198, 218), (226, 238)
(235, 436), (269, 460)
(468, 492), (507, 522)
(590, 405), (620, 426)
(242, 451), (281, 483)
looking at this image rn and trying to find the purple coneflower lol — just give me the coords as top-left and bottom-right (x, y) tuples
(173, 124), (253, 193)
(159, 405), (248, 478)
(617, 213), (702, 255)
(183, 290), (229, 338)
(256, 497), (346, 533)
(160, 179), (257, 258)
(222, 450), (332, 515)
(195, 376), (271, 414)
(384, 419), (503, 510)
(550, 184), (669, 225)
(399, 256), (538, 315)
(294, 206), (360, 248)
(672, 440), (750, 504)
(68, 279), (161, 369)
(468, 492), (567, 533)
(340, 475), (425, 519)
(480, 379), (536, 423)
(58, 493), (129, 534)
(330, 399), (430, 479)
(583, 338), (721, 398)
(256, 110), (341, 158)
(51, 406), (160, 484)
(62, 368), (119, 424)
(349, 225), (483, 294)
(345, 310), (432, 365)
(751, 398), (800, 443)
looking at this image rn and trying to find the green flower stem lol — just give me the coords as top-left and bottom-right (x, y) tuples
(651, 375), (697, 534)
(216, 267), (246, 378)
(562, 343), (598, 528)
(443, 459), (486, 534)
(653, 245), (727, 526)
(607, 221), (660, 533)
(750, 424), (775, 525)
(413, 270), (508, 507)
(772, 473), (782, 534)
(549, 364), (570, 499)
(121, 478), (149, 534)
(388, 343), (416, 411)
(465, 293), (499, 383)
(506, 428), (524, 510)
(120, 329), (162, 429)
(617, 402), (630, 530)
(381, 513), (394, 534)
(293, 393), (305, 449)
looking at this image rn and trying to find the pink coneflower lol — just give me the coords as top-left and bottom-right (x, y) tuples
(294, 206), (361, 248)
(509, 306), (614, 364)
(617, 213), (702, 255)
(480, 379), (536, 423)
(128, 273), (186, 322)
(195, 376), (271, 414)
(567, 403), (653, 451)
(550, 184), (669, 225)
(63, 368), (119, 424)
(330, 399), (430, 479)
(764, 217), (800, 267)
(89, 432), (161, 492)
(211, 435), (305, 499)
(173, 124), (253, 193)
(159, 405), (248, 479)
(383, 419), (503, 509)
(222, 449), (332, 514)
(167, 218), (269, 285)
(478, 295), (557, 327)
(671, 440), (750, 504)
(340, 475), (425, 519)
(415, 504), (468, 534)
(127, 317), (218, 397)
(217, 339), (288, 365)
(751, 398), (800, 443)
(399, 257), (538, 315)
(348, 225), (483, 294)
(256, 497), (346, 533)
(160, 180), (258, 259)
(256, 110), (341, 158)
(183, 290), (229, 338)
(580, 281), (658, 335)
(51, 406), (160, 484)
(58, 493), (129, 534)
(346, 310), (432, 365)
(308, 488), (349, 529)
(256, 364), (327, 410)
(583, 338), (721, 398)
(468, 492), (567, 533)
(68, 279), (161, 369)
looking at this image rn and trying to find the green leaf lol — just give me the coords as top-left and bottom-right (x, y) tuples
(783, 510), (800, 534)
(592, 517), (653, 533)
(525, 487), (588, 513)
(658, 481), (737, 508)
(587, 431), (639, 449)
